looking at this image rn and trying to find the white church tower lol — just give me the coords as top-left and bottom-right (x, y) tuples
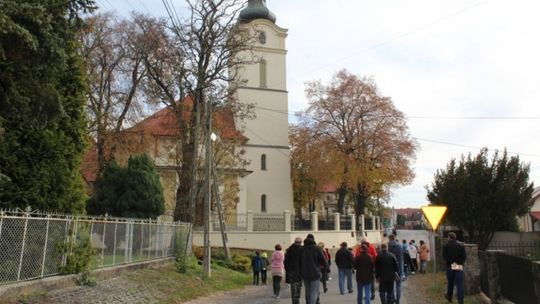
(236, 0), (293, 214)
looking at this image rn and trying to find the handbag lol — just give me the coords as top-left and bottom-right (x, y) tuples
(451, 263), (463, 271)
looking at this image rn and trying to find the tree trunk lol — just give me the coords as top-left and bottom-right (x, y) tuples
(174, 142), (194, 223)
(355, 183), (368, 215)
(337, 182), (347, 214)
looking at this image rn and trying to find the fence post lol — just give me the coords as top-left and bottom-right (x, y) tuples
(147, 220), (152, 260)
(485, 250), (503, 302)
(40, 215), (51, 278)
(334, 212), (340, 231)
(17, 211), (30, 281)
(247, 210), (253, 232)
(113, 220), (118, 265)
(124, 220), (130, 263)
(101, 220), (107, 266)
(140, 222), (144, 261)
(359, 214), (365, 237)
(350, 213), (356, 232)
(311, 211), (318, 232)
(284, 210), (292, 232)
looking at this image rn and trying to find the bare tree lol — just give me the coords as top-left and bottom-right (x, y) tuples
(79, 13), (153, 173)
(297, 69), (418, 216)
(138, 0), (254, 223)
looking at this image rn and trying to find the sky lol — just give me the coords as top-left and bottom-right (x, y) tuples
(96, 0), (540, 209)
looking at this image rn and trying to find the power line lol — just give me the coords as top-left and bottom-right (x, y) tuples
(407, 116), (540, 120)
(255, 105), (540, 121)
(414, 137), (540, 158)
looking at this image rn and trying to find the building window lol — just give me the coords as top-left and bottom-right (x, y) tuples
(258, 31), (266, 44)
(261, 194), (267, 212)
(261, 154), (267, 171)
(259, 59), (267, 88)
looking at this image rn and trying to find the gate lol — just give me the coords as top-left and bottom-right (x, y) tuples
(498, 252), (535, 304)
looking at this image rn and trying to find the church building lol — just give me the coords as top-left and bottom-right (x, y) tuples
(82, 0), (294, 219)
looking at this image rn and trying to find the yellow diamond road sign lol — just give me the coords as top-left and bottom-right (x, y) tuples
(421, 206), (447, 230)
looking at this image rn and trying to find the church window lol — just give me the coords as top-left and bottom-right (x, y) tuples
(261, 154), (267, 170)
(258, 31), (266, 44)
(261, 194), (267, 212)
(259, 59), (267, 88)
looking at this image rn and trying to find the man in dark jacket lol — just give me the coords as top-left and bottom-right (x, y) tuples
(375, 243), (399, 304)
(285, 237), (303, 304)
(388, 234), (403, 304)
(443, 232), (467, 304)
(354, 244), (374, 304)
(300, 234), (329, 304)
(335, 241), (354, 294)
(251, 251), (262, 285)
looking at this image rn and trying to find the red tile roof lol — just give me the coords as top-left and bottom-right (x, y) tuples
(318, 182), (338, 193)
(127, 100), (247, 141)
(80, 99), (247, 184)
(395, 208), (421, 216)
(81, 145), (98, 183)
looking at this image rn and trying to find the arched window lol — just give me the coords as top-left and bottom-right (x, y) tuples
(259, 59), (267, 88)
(261, 194), (267, 212)
(258, 31), (266, 44)
(261, 154), (267, 171)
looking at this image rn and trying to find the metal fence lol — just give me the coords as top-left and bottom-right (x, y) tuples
(0, 208), (191, 285)
(253, 213), (285, 231)
(488, 241), (540, 260)
(497, 252), (536, 304)
(218, 213), (247, 231)
(340, 216), (352, 230)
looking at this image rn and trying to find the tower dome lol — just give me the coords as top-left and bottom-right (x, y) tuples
(238, 0), (276, 24)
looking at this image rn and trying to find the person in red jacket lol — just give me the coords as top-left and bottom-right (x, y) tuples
(360, 238), (378, 300)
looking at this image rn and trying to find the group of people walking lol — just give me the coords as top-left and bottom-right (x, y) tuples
(251, 244), (285, 298)
(251, 232), (466, 304)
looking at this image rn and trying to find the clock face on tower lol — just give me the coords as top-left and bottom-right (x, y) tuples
(258, 31), (266, 44)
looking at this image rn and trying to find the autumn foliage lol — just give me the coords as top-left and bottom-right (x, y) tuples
(291, 70), (417, 215)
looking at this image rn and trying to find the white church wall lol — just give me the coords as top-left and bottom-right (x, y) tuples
(193, 230), (360, 252)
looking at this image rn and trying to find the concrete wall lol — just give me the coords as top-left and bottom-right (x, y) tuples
(192, 230), (382, 252)
(490, 231), (540, 243)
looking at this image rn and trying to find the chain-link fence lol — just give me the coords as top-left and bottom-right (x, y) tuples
(0, 208), (191, 285)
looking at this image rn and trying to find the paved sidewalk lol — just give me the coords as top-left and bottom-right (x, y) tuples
(183, 263), (419, 304)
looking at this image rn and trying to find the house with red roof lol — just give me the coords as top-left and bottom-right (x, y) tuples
(81, 104), (250, 220)
(518, 186), (540, 232)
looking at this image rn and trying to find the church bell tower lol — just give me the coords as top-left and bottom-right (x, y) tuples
(236, 0), (293, 214)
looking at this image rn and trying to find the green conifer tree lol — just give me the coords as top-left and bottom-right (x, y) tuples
(0, 0), (95, 212)
(87, 154), (165, 219)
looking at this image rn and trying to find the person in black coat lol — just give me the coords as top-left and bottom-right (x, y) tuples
(375, 243), (399, 304)
(335, 241), (354, 294)
(354, 244), (375, 304)
(388, 235), (403, 304)
(285, 237), (303, 304)
(300, 234), (329, 304)
(443, 232), (467, 304)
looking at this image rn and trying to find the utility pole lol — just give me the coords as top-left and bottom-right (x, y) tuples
(202, 95), (212, 279)
(212, 161), (231, 261)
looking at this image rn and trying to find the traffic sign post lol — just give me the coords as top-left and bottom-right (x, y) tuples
(421, 206), (448, 274)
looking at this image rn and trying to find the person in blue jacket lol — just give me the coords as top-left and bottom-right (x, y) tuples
(252, 251), (262, 285)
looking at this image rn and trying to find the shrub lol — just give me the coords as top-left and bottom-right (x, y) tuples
(192, 245), (204, 260)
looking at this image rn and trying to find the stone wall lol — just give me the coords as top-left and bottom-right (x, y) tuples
(482, 250), (502, 302)
(464, 244), (481, 295)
